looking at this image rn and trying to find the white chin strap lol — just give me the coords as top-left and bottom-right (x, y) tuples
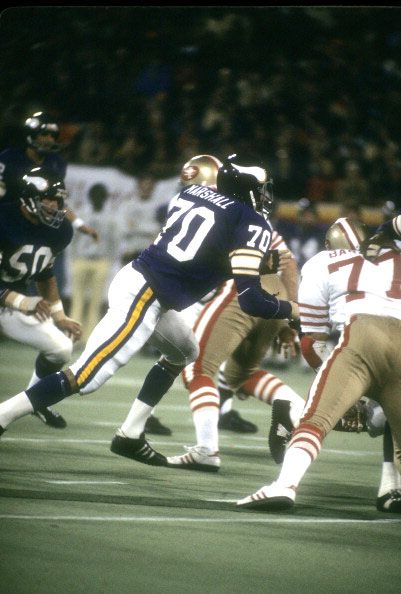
(249, 190), (257, 211)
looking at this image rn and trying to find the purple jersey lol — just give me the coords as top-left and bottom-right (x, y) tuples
(134, 184), (274, 310)
(0, 201), (73, 298)
(0, 147), (67, 203)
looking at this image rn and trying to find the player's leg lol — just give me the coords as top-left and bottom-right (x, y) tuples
(70, 258), (89, 339)
(0, 265), (159, 457)
(217, 361), (258, 433)
(0, 309), (73, 428)
(223, 321), (305, 462)
(121, 309), (199, 437)
(375, 357), (401, 513)
(168, 283), (250, 470)
(85, 258), (109, 340)
(376, 422), (401, 513)
(237, 316), (375, 510)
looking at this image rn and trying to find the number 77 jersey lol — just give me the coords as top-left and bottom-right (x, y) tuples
(299, 247), (401, 335)
(134, 184), (273, 311)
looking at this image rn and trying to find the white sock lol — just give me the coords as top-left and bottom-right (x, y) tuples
(378, 462), (401, 497)
(120, 400), (153, 438)
(276, 447), (313, 489)
(26, 371), (40, 390)
(220, 397), (233, 415)
(0, 392), (34, 428)
(193, 407), (219, 453)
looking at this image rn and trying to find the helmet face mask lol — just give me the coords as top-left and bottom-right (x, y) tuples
(217, 155), (274, 220)
(21, 168), (67, 228)
(325, 217), (368, 250)
(24, 112), (61, 154)
(181, 154), (223, 189)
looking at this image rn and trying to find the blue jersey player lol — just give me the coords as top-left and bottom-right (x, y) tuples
(0, 111), (98, 428)
(0, 155), (299, 468)
(0, 167), (81, 428)
(0, 111), (98, 237)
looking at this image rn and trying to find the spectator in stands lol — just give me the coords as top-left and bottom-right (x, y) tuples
(275, 198), (327, 268)
(334, 161), (370, 207)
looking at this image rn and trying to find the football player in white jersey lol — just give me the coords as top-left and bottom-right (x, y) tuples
(237, 216), (401, 512)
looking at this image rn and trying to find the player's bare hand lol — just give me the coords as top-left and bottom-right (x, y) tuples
(56, 318), (82, 342)
(277, 249), (294, 272)
(275, 326), (298, 359)
(33, 299), (51, 321)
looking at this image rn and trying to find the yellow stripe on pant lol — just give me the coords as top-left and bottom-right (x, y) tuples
(76, 286), (154, 388)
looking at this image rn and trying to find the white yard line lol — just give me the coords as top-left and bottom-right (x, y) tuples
(0, 513), (399, 525)
(44, 480), (127, 485)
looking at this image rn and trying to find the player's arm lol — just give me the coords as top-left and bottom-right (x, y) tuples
(300, 332), (332, 372)
(278, 253), (299, 302)
(0, 287), (46, 318)
(231, 246), (298, 320)
(36, 276), (82, 341)
(66, 208), (99, 241)
(260, 231), (299, 301)
(360, 215), (401, 260)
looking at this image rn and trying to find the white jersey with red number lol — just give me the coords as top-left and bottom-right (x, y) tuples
(299, 248), (358, 334)
(344, 248), (401, 323)
(299, 248), (401, 334)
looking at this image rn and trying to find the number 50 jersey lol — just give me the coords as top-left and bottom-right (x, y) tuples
(0, 201), (72, 298)
(134, 184), (274, 311)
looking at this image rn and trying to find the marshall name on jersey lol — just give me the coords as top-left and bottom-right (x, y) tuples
(0, 201), (73, 299)
(134, 183), (273, 310)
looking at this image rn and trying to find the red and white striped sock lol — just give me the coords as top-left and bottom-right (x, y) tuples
(276, 423), (323, 488)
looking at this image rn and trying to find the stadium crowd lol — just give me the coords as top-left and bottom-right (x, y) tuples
(1, 7), (401, 209)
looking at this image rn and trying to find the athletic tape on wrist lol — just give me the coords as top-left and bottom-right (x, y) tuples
(72, 217), (85, 230)
(50, 300), (66, 321)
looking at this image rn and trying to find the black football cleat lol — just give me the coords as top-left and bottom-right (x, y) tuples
(218, 410), (258, 433)
(0, 425), (4, 437)
(376, 489), (401, 513)
(268, 399), (293, 464)
(33, 406), (67, 429)
(144, 415), (172, 436)
(110, 431), (167, 466)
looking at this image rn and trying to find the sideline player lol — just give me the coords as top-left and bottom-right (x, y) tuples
(0, 155), (299, 468)
(0, 111), (98, 238)
(237, 216), (401, 512)
(0, 167), (81, 428)
(0, 111), (96, 427)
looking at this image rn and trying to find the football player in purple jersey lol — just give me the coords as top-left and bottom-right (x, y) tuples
(0, 111), (98, 240)
(0, 155), (299, 467)
(0, 111), (98, 427)
(0, 167), (81, 429)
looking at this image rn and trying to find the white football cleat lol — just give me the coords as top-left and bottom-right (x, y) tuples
(236, 481), (296, 511)
(167, 445), (220, 472)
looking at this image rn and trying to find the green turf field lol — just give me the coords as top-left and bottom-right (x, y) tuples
(1, 338), (400, 594)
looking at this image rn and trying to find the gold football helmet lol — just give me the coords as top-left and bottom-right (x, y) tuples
(325, 217), (368, 250)
(180, 154), (223, 189)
